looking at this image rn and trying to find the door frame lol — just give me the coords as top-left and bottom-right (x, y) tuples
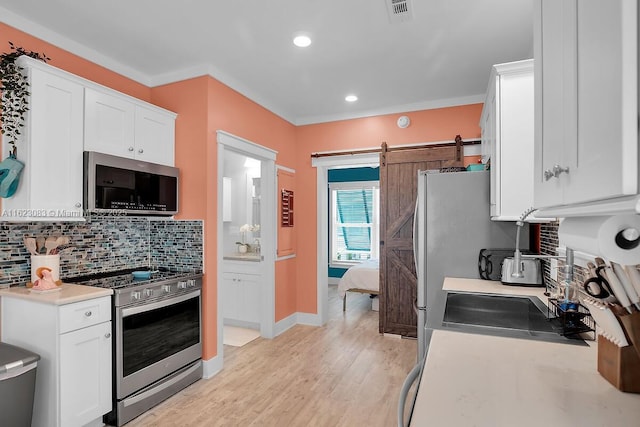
(312, 152), (380, 326)
(217, 130), (277, 362)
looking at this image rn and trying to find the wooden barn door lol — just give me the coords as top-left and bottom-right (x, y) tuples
(379, 140), (463, 337)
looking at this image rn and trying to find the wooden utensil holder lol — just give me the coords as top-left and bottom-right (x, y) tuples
(616, 310), (640, 360)
(598, 335), (640, 393)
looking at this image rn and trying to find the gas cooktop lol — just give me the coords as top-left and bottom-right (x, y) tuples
(64, 268), (202, 290)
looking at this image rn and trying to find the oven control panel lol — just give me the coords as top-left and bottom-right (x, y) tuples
(115, 275), (202, 307)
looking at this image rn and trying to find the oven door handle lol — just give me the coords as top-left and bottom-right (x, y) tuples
(121, 290), (201, 317)
(123, 361), (202, 408)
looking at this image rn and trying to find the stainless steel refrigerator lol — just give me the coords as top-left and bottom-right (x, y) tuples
(398, 170), (527, 426)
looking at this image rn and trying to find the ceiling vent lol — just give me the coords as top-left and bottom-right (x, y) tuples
(385, 0), (413, 24)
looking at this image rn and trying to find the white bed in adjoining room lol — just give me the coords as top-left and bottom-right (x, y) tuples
(337, 259), (379, 311)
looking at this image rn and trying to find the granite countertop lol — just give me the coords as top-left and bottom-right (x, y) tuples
(410, 277), (640, 426)
(0, 283), (113, 305)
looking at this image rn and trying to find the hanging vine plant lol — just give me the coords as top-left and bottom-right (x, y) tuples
(0, 42), (50, 158)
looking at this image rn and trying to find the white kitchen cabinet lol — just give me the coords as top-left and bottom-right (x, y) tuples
(84, 88), (135, 158)
(1, 56), (84, 221)
(480, 59), (539, 221)
(134, 105), (176, 165)
(85, 87), (176, 166)
(1, 295), (112, 427)
(60, 321), (112, 426)
(222, 271), (261, 327)
(533, 0), (639, 216)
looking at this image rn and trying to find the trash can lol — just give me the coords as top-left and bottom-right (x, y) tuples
(0, 342), (40, 427)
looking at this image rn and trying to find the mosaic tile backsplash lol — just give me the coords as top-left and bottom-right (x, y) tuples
(540, 221), (587, 295)
(0, 216), (203, 288)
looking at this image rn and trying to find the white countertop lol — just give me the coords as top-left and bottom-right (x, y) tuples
(223, 253), (261, 262)
(410, 277), (640, 426)
(0, 283), (112, 305)
(442, 277), (548, 299)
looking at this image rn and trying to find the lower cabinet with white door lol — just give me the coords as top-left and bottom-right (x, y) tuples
(222, 269), (261, 328)
(0, 288), (113, 427)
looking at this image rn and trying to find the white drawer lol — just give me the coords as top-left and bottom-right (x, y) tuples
(59, 296), (111, 334)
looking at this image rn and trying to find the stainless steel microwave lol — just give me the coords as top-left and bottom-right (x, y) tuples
(84, 151), (179, 216)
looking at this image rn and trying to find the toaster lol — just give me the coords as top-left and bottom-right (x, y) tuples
(500, 257), (543, 286)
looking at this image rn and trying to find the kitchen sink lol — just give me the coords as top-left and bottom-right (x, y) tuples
(441, 292), (587, 346)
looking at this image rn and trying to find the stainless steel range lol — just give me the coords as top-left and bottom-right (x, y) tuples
(67, 269), (203, 426)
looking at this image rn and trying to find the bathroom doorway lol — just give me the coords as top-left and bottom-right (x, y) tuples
(217, 131), (276, 366)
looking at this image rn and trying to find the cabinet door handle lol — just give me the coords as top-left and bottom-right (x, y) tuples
(138, 148), (144, 154)
(105, 332), (111, 338)
(553, 164), (570, 177)
(544, 169), (555, 181)
(75, 202), (81, 208)
(128, 146), (134, 152)
(85, 311), (92, 317)
(544, 165), (570, 181)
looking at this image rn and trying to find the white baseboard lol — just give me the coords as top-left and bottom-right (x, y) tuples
(297, 312), (322, 327)
(274, 311), (323, 335)
(223, 318), (260, 330)
(274, 312), (297, 336)
(202, 354), (223, 379)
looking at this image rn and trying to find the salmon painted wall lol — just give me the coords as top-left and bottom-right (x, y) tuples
(203, 77), (298, 328)
(1, 23), (150, 101)
(151, 76), (298, 358)
(149, 76), (214, 356)
(294, 105), (483, 314)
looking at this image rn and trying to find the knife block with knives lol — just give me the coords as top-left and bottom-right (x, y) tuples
(597, 311), (640, 393)
(583, 258), (640, 392)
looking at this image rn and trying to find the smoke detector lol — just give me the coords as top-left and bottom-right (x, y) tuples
(397, 115), (410, 128)
(385, 0), (413, 24)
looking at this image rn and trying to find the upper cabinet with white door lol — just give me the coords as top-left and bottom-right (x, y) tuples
(533, 0), (639, 217)
(481, 59), (540, 221)
(84, 88), (176, 166)
(2, 56), (85, 221)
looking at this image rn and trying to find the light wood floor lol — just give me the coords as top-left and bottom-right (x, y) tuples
(127, 286), (417, 427)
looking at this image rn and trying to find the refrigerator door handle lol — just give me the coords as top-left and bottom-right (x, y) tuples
(412, 198), (419, 272)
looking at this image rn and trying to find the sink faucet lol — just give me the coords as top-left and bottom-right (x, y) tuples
(510, 207), (535, 279)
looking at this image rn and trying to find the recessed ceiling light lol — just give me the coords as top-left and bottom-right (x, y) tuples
(293, 35), (312, 47)
(345, 94), (358, 102)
